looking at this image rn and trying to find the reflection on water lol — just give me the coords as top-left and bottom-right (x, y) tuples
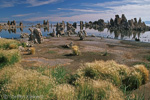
(0, 25), (150, 43)
(44, 27), (49, 32)
(8, 28), (17, 33)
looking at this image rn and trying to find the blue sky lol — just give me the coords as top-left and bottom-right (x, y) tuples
(0, 0), (150, 22)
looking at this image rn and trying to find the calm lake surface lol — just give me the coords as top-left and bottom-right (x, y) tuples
(0, 24), (150, 43)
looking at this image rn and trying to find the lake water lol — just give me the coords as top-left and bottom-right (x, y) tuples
(0, 24), (150, 43)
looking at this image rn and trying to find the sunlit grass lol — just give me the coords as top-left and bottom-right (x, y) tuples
(75, 77), (124, 100)
(0, 65), (56, 100)
(0, 46), (149, 100)
(77, 60), (149, 91)
(134, 65), (149, 84)
(53, 84), (76, 100)
(77, 60), (130, 86)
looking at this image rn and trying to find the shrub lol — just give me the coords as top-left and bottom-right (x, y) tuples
(53, 84), (76, 100)
(75, 78), (124, 100)
(134, 65), (149, 84)
(72, 45), (80, 56)
(0, 49), (21, 68)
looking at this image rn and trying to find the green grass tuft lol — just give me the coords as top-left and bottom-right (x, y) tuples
(36, 66), (69, 84)
(145, 55), (150, 61)
(48, 50), (56, 54)
(0, 49), (21, 68)
(51, 66), (68, 84)
(0, 38), (20, 50)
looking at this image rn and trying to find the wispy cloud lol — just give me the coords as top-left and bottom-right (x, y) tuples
(81, 0), (150, 21)
(24, 0), (150, 22)
(0, 0), (19, 8)
(0, 0), (63, 8)
(3, 0), (150, 22)
(82, 1), (130, 7)
(24, 12), (114, 22)
(12, 13), (35, 17)
(57, 8), (102, 13)
(26, 0), (62, 7)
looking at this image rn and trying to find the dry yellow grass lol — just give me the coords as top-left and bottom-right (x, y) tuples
(124, 53), (132, 59)
(75, 77), (124, 100)
(53, 84), (76, 100)
(0, 38), (20, 49)
(0, 64), (23, 83)
(72, 45), (80, 56)
(0, 65), (55, 99)
(29, 47), (36, 55)
(134, 65), (149, 84)
(9, 43), (18, 49)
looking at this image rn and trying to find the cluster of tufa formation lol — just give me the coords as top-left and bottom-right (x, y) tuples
(56, 21), (65, 37)
(84, 14), (149, 32)
(78, 30), (87, 40)
(108, 14), (149, 31)
(0, 20), (24, 34)
(67, 22), (76, 36)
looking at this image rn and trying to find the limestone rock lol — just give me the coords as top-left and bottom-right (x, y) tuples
(29, 28), (44, 44)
